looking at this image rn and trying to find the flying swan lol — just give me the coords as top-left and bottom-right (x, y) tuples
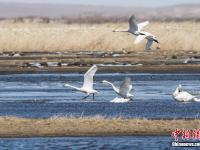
(173, 84), (200, 102)
(102, 77), (133, 103)
(64, 65), (98, 100)
(113, 15), (160, 50)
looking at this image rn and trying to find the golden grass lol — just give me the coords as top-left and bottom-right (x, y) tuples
(0, 116), (199, 137)
(0, 21), (199, 52)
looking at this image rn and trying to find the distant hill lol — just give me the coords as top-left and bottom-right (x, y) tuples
(0, 2), (199, 21)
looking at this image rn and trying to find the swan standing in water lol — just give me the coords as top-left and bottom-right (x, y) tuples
(64, 65), (98, 100)
(102, 77), (133, 103)
(173, 84), (200, 102)
(113, 15), (160, 50)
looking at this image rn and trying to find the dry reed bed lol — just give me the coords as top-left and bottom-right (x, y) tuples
(0, 21), (199, 52)
(0, 116), (199, 137)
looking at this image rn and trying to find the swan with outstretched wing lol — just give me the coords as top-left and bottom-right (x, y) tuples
(64, 65), (98, 100)
(102, 77), (133, 102)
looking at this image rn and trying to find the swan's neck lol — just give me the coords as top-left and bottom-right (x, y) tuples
(173, 87), (180, 96)
(104, 81), (119, 93)
(65, 84), (81, 91)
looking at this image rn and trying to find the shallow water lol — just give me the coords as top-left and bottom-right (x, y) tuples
(0, 136), (191, 150)
(0, 73), (200, 119)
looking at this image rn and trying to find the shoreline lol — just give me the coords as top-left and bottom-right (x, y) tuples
(1, 65), (200, 74)
(0, 116), (199, 138)
(0, 51), (200, 74)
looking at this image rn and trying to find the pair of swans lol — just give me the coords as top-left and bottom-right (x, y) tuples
(173, 85), (200, 102)
(64, 65), (133, 101)
(113, 15), (160, 50)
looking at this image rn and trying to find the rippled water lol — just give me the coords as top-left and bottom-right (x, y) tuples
(0, 73), (200, 119)
(0, 136), (188, 150)
(0, 73), (200, 149)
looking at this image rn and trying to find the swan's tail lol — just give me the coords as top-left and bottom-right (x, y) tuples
(194, 98), (200, 102)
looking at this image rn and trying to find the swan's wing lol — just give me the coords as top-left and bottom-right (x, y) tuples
(146, 38), (154, 50)
(134, 35), (146, 44)
(128, 85), (132, 93)
(82, 65), (98, 90)
(119, 77), (131, 96)
(138, 21), (149, 31)
(128, 15), (138, 32)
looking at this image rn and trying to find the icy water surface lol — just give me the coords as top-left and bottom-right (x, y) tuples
(0, 136), (192, 150)
(0, 73), (200, 119)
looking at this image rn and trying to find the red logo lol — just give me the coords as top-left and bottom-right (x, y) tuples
(192, 130), (200, 140)
(172, 129), (200, 141)
(172, 129), (181, 141)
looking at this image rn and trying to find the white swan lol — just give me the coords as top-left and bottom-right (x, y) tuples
(134, 31), (161, 50)
(173, 84), (200, 102)
(64, 65), (98, 100)
(102, 77), (133, 102)
(113, 15), (160, 50)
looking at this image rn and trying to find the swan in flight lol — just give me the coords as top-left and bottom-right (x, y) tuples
(102, 77), (133, 102)
(64, 65), (98, 100)
(173, 84), (200, 102)
(113, 15), (160, 50)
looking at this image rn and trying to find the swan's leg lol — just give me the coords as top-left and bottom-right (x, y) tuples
(82, 94), (90, 100)
(93, 93), (95, 100)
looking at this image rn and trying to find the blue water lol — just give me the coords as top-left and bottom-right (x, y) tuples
(0, 73), (200, 149)
(0, 73), (200, 119)
(0, 136), (194, 150)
